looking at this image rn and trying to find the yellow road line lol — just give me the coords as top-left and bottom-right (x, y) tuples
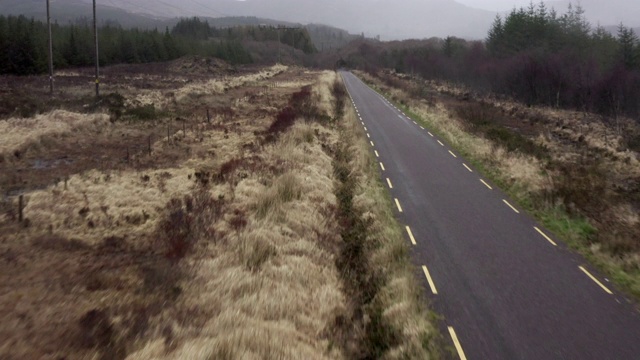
(405, 226), (417, 245)
(579, 266), (613, 295)
(375, 150), (380, 158)
(503, 199), (520, 214)
(380, 162), (386, 171)
(422, 265), (438, 294)
(386, 178), (393, 189)
(395, 198), (403, 212)
(437, 140), (444, 146)
(534, 227), (557, 246)
(449, 150), (457, 158)
(370, 141), (375, 147)
(448, 327), (468, 360)
(463, 163), (473, 172)
(480, 179), (493, 190)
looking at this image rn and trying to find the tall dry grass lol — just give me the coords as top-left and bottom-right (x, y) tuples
(125, 64), (289, 108)
(126, 73), (348, 359)
(0, 110), (111, 158)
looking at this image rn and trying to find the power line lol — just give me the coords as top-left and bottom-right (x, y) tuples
(183, 0), (229, 17)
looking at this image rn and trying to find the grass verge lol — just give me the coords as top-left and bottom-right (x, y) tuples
(330, 75), (442, 359)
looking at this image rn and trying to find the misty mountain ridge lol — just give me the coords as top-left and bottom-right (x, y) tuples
(1, 0), (639, 40)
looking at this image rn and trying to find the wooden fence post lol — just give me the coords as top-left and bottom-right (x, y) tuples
(18, 195), (23, 223)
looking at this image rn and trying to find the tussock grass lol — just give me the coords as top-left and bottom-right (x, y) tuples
(2, 66), (441, 359)
(127, 70), (347, 360)
(254, 172), (303, 219)
(123, 64), (288, 110)
(0, 110), (111, 157)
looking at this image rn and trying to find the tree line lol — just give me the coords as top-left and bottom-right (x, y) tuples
(345, 2), (640, 120)
(172, 17), (316, 54)
(0, 16), (316, 76)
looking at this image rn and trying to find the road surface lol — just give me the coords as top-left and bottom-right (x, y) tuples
(340, 71), (640, 359)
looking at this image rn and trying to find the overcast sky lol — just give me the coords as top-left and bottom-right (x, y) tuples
(456, 0), (541, 11)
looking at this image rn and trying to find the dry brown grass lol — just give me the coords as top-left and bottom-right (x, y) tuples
(1, 64), (442, 360)
(0, 65), (354, 360)
(127, 73), (346, 360)
(0, 110), (111, 158)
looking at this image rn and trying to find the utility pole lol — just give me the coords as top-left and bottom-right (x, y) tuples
(93, 0), (99, 97)
(46, 0), (54, 94)
(276, 28), (281, 63)
(275, 25), (299, 64)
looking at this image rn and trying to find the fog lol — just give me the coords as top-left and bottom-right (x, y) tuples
(4, 0), (640, 39)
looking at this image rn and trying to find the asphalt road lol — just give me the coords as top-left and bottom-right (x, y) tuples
(340, 71), (640, 359)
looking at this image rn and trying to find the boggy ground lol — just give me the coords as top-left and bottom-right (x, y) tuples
(0, 60), (439, 359)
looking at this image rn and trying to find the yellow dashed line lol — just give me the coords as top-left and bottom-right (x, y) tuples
(503, 199), (520, 214)
(449, 150), (457, 158)
(395, 198), (403, 213)
(448, 327), (468, 360)
(534, 227), (557, 246)
(480, 179), (493, 190)
(386, 178), (393, 189)
(422, 265), (438, 294)
(405, 226), (417, 245)
(579, 266), (613, 295)
(463, 163), (473, 172)
(380, 162), (386, 171)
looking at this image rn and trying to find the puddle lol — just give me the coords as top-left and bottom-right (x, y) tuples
(32, 157), (74, 170)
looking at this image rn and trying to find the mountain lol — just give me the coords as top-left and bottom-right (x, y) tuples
(7, 0), (637, 40)
(0, 0), (170, 28)
(0, 0), (496, 40)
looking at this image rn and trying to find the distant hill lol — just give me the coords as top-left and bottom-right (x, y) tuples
(0, 0), (168, 28)
(8, 0), (637, 41)
(1, 0), (496, 40)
